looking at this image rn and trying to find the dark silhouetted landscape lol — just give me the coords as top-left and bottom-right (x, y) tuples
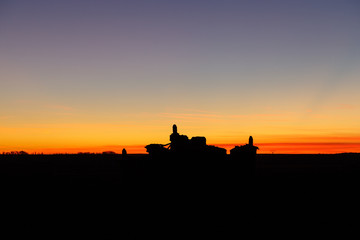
(1, 125), (359, 234)
(2, 152), (360, 187)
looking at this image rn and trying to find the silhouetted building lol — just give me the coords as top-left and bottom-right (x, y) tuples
(145, 124), (226, 158)
(230, 136), (259, 175)
(170, 124), (189, 152)
(230, 136), (259, 156)
(190, 137), (206, 147)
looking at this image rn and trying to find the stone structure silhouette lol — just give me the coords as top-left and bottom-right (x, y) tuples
(230, 136), (259, 174)
(169, 124), (190, 152)
(230, 136), (259, 156)
(145, 124), (226, 158)
(172, 124), (177, 134)
(145, 123), (259, 180)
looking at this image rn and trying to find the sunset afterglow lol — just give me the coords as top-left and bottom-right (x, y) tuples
(1, 0), (359, 154)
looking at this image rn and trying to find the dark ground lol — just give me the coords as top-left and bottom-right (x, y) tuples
(1, 153), (359, 185)
(1, 153), (359, 234)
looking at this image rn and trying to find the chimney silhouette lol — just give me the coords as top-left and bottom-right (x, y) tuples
(249, 136), (253, 146)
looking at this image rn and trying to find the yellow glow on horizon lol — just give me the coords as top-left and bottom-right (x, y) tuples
(1, 103), (360, 154)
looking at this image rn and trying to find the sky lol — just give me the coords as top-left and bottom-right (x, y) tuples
(1, 0), (360, 154)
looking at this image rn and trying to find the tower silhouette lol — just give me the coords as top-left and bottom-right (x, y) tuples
(249, 136), (253, 146)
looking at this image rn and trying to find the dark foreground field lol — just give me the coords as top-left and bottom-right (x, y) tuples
(1, 153), (359, 231)
(1, 153), (359, 185)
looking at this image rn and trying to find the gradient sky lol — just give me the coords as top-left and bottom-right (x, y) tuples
(1, 0), (360, 153)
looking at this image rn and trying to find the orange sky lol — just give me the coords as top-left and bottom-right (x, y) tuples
(1, 119), (360, 154)
(1, 117), (360, 154)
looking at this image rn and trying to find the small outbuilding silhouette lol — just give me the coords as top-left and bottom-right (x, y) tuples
(122, 148), (127, 156)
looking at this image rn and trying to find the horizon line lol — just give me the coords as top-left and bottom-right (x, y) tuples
(1, 142), (360, 155)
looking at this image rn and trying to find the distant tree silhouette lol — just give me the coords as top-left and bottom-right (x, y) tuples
(103, 151), (116, 155)
(6, 151), (29, 155)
